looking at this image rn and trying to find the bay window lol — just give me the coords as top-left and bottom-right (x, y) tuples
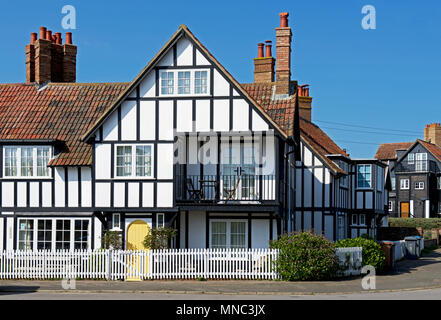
(4, 146), (52, 178)
(116, 144), (153, 178)
(210, 220), (247, 249)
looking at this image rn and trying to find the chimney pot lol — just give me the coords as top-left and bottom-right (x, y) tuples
(65, 32), (72, 45)
(30, 33), (37, 45)
(55, 32), (62, 45)
(265, 40), (272, 57)
(257, 43), (264, 58)
(280, 12), (289, 28)
(46, 30), (52, 42)
(39, 27), (47, 40)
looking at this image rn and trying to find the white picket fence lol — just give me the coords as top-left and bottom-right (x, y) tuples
(0, 247), (362, 280)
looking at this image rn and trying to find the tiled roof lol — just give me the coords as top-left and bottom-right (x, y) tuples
(375, 142), (413, 160)
(241, 82), (348, 174)
(0, 82), (129, 166)
(417, 139), (441, 162)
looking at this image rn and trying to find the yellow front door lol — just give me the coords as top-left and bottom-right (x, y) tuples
(127, 220), (150, 250)
(126, 220), (150, 281)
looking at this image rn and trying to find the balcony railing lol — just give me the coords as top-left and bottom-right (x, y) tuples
(394, 160), (438, 173)
(175, 175), (276, 203)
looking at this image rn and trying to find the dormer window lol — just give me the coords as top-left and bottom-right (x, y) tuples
(4, 146), (52, 178)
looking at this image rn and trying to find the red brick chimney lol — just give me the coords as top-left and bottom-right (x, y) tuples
(253, 41), (275, 83)
(275, 12), (292, 96)
(297, 84), (312, 121)
(26, 27), (77, 84)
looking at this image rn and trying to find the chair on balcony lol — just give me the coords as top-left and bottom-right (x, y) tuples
(186, 178), (203, 201)
(223, 177), (241, 203)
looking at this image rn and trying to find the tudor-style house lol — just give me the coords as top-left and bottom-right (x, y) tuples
(376, 123), (441, 219)
(0, 13), (389, 252)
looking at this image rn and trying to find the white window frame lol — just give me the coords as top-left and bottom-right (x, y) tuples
(391, 178), (396, 190)
(3, 146), (52, 179)
(209, 219), (248, 249)
(114, 144), (154, 179)
(156, 213), (165, 228)
(351, 214), (358, 226)
(400, 179), (409, 190)
(359, 214), (366, 226)
(415, 153), (428, 171)
(388, 201), (394, 212)
(159, 69), (211, 97)
(112, 213), (121, 230)
(415, 182), (425, 190)
(408, 153), (414, 164)
(356, 164), (372, 189)
(16, 217), (91, 251)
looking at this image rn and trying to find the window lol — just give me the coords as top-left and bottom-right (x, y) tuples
(359, 214), (366, 226)
(391, 178), (396, 190)
(21, 147), (33, 176)
(160, 69), (210, 96)
(388, 201), (394, 212)
(56, 220), (71, 250)
(17, 218), (90, 251)
(351, 215), (358, 225)
(112, 213), (121, 230)
(74, 220), (89, 250)
(178, 71), (191, 94)
(438, 177), (441, 190)
(160, 71), (174, 95)
(156, 213), (165, 228)
(357, 164), (372, 188)
(4, 146), (51, 178)
(408, 153), (414, 164)
(210, 220), (247, 249)
(415, 153), (428, 171)
(351, 214), (366, 226)
(415, 182), (425, 190)
(400, 179), (409, 190)
(115, 145), (153, 178)
(37, 220), (52, 250)
(194, 71), (208, 94)
(18, 219), (34, 250)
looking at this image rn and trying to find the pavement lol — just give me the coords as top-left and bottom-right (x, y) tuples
(1, 248), (441, 297)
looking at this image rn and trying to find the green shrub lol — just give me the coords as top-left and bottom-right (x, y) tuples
(143, 227), (177, 249)
(423, 230), (433, 241)
(270, 232), (339, 281)
(389, 218), (441, 230)
(102, 230), (122, 250)
(335, 237), (385, 272)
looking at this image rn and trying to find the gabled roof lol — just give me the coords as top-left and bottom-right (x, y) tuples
(0, 82), (129, 166)
(242, 82), (348, 174)
(82, 25), (288, 142)
(395, 139), (441, 165)
(375, 142), (413, 160)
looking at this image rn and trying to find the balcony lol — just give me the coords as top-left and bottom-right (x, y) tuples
(175, 175), (276, 204)
(394, 160), (438, 173)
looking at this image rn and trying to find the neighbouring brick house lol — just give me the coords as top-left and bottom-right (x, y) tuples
(0, 12), (389, 252)
(376, 124), (441, 218)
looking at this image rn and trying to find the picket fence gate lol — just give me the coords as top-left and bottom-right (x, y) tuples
(0, 247), (362, 280)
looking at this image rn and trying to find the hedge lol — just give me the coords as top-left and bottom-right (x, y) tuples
(389, 218), (441, 230)
(335, 237), (386, 272)
(270, 232), (339, 281)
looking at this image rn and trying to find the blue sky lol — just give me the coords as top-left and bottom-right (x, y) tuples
(0, 0), (440, 158)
